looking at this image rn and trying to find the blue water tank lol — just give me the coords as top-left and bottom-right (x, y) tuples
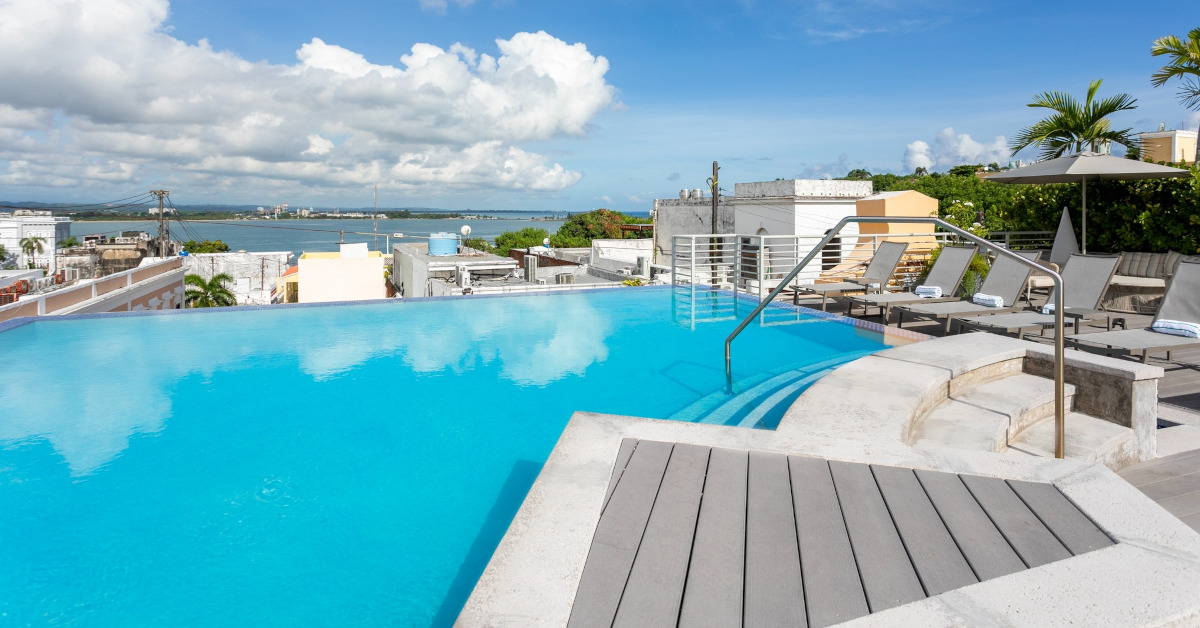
(428, 233), (458, 256)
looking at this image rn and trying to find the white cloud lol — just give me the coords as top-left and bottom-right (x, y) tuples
(1185, 111), (1200, 131)
(417, 0), (475, 14)
(796, 153), (852, 179)
(0, 0), (615, 199)
(903, 127), (1009, 172)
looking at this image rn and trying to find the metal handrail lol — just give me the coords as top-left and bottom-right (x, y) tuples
(723, 216), (1067, 459)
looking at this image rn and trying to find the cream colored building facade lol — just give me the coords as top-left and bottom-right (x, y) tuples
(294, 243), (387, 303)
(1139, 129), (1197, 164)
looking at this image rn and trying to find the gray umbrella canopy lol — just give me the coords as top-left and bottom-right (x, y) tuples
(986, 152), (1190, 253)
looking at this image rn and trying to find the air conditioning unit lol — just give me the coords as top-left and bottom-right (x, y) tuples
(555, 273), (575, 285)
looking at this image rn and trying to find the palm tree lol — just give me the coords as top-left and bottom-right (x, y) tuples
(1151, 28), (1200, 163)
(57, 236), (81, 249)
(184, 273), (237, 308)
(1009, 79), (1141, 160)
(19, 235), (46, 269)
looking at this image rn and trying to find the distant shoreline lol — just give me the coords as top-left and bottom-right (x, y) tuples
(71, 215), (565, 223)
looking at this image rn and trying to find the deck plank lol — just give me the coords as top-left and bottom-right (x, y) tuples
(1117, 449), (1200, 487)
(602, 438), (639, 510)
(1158, 489), (1200, 518)
(678, 447), (748, 628)
(914, 469), (1026, 581)
(1131, 469), (1200, 501)
(744, 450), (806, 627)
(789, 456), (870, 628)
(960, 474), (1070, 568)
(614, 444), (711, 627)
(872, 466), (978, 595)
(567, 440), (673, 628)
(829, 460), (925, 612)
(1006, 480), (1113, 556)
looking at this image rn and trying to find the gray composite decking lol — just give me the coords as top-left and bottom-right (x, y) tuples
(1119, 449), (1200, 533)
(568, 439), (1115, 628)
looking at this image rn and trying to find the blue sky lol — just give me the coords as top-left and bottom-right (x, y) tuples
(0, 0), (1195, 212)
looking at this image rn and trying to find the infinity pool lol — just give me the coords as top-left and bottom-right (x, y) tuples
(0, 288), (904, 625)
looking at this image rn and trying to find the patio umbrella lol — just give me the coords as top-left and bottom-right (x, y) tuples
(985, 151), (1190, 253)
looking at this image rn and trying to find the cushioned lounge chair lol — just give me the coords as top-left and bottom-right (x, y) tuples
(792, 241), (909, 311)
(1067, 260), (1200, 363)
(845, 245), (977, 320)
(957, 254), (1120, 339)
(893, 251), (1041, 334)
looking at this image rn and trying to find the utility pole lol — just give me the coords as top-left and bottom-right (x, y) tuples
(150, 190), (170, 256)
(373, 181), (379, 252)
(709, 161), (719, 234)
(707, 162), (720, 287)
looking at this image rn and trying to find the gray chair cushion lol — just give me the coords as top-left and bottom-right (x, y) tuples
(1117, 251), (1167, 279)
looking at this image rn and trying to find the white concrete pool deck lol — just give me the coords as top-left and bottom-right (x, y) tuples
(459, 335), (1200, 627)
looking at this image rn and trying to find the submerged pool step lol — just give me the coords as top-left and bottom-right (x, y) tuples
(669, 350), (877, 428)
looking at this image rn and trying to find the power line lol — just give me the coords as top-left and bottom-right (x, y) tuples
(0, 192), (155, 212)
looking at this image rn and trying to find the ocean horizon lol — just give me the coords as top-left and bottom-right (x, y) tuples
(70, 216), (571, 260)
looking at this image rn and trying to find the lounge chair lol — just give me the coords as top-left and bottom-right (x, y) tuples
(957, 254), (1120, 339)
(791, 241), (909, 311)
(1067, 260), (1200, 363)
(845, 245), (978, 320)
(893, 250), (1041, 334)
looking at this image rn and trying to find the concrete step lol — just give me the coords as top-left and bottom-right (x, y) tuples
(913, 399), (1010, 452)
(912, 374), (1076, 452)
(1007, 412), (1140, 470)
(958, 373), (1076, 439)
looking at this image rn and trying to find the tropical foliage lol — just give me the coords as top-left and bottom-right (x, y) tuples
(492, 227), (550, 256)
(1151, 28), (1200, 163)
(182, 239), (232, 253)
(19, 235), (46, 268)
(477, 209), (651, 254)
(56, 236), (81, 249)
(549, 209), (651, 248)
(1009, 79), (1140, 160)
(184, 273), (236, 307)
(1004, 166), (1200, 254)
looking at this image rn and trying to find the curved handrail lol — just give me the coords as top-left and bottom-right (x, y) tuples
(723, 216), (1067, 458)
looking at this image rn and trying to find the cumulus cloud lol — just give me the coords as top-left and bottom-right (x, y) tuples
(0, 0), (615, 199)
(903, 127), (1009, 172)
(795, 153), (853, 179)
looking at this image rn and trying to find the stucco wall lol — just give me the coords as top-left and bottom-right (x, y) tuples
(299, 256), (384, 303)
(652, 199), (735, 263)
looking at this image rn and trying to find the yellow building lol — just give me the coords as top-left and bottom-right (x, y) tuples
(1139, 129), (1197, 164)
(275, 243), (388, 304)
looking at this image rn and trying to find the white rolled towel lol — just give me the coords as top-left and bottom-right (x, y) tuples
(913, 285), (942, 298)
(1151, 319), (1200, 338)
(972, 293), (1004, 308)
(1041, 303), (1055, 314)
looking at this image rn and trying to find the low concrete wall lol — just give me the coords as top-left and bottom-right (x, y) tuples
(0, 258), (185, 323)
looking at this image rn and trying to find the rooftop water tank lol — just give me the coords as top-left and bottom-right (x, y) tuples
(428, 232), (458, 256)
(679, 189), (689, 200)
(691, 188), (704, 200)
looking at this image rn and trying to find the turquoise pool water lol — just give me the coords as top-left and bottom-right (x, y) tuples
(0, 288), (899, 625)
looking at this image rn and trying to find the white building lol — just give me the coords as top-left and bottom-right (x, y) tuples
(0, 210), (72, 273)
(651, 179), (873, 262)
(181, 250), (293, 305)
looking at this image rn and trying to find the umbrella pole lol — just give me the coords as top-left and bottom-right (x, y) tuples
(1081, 178), (1087, 254)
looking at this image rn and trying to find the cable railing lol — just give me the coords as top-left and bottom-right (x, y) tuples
(721, 217), (1067, 459)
